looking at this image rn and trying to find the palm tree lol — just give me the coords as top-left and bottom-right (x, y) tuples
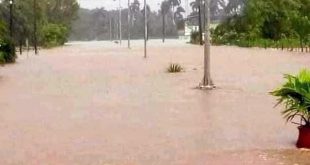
(130, 0), (140, 26)
(161, 0), (170, 43)
(174, 6), (185, 21)
(174, 6), (185, 31)
(190, 0), (199, 12)
(141, 4), (150, 40)
(190, 0), (202, 45)
(200, 0), (214, 89)
(210, 0), (226, 20)
(225, 0), (245, 16)
(169, 0), (181, 24)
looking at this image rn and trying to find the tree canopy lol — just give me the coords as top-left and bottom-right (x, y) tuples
(212, 0), (310, 51)
(0, 0), (79, 47)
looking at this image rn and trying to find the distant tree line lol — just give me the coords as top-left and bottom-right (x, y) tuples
(70, 0), (186, 41)
(211, 0), (310, 52)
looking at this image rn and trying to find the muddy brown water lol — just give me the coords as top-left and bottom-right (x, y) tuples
(0, 40), (309, 164)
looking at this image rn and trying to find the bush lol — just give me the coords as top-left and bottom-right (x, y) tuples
(0, 52), (5, 65)
(190, 31), (201, 44)
(0, 38), (16, 63)
(0, 20), (7, 38)
(41, 23), (68, 48)
(167, 63), (183, 73)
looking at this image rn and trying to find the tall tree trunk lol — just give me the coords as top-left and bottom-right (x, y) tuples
(19, 40), (22, 55)
(33, 0), (38, 55)
(162, 14), (166, 43)
(9, 1), (13, 38)
(127, 0), (131, 48)
(200, 0), (214, 89)
(119, 0), (122, 45)
(198, 0), (203, 45)
(147, 21), (149, 41)
(172, 5), (175, 25)
(144, 0), (147, 58)
(300, 38), (303, 52)
(109, 14), (112, 41)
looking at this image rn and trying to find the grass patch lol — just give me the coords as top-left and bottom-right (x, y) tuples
(167, 63), (183, 73)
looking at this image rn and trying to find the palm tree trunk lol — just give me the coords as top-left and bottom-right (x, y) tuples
(144, 0), (147, 58)
(200, 0), (214, 89)
(33, 0), (38, 55)
(198, 0), (203, 45)
(19, 40), (22, 55)
(162, 14), (166, 43)
(109, 14), (112, 41)
(119, 0), (122, 45)
(127, 0), (131, 48)
(300, 38), (304, 52)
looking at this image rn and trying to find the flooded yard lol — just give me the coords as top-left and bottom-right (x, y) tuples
(0, 39), (309, 164)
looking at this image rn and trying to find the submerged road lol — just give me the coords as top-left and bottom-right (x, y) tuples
(0, 40), (309, 164)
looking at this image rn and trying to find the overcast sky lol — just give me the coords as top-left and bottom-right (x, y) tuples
(77, 0), (191, 13)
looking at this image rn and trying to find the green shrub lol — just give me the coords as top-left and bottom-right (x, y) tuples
(270, 69), (310, 126)
(167, 63), (183, 73)
(0, 38), (16, 63)
(41, 23), (68, 48)
(0, 20), (7, 38)
(0, 52), (5, 65)
(190, 31), (201, 44)
(211, 0), (310, 50)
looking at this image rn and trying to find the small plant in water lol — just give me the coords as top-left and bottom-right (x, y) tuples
(167, 63), (183, 73)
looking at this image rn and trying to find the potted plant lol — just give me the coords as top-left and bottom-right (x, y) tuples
(271, 69), (310, 148)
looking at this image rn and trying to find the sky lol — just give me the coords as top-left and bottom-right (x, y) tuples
(77, 0), (191, 13)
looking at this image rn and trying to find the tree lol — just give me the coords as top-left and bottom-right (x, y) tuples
(130, 0), (140, 24)
(200, 0), (214, 89)
(0, 19), (7, 38)
(210, 0), (226, 20)
(225, 0), (245, 16)
(190, 0), (203, 45)
(169, 0), (181, 24)
(0, 0), (79, 48)
(70, 6), (178, 41)
(211, 0), (310, 50)
(141, 4), (150, 40)
(161, 0), (170, 42)
(292, 15), (310, 52)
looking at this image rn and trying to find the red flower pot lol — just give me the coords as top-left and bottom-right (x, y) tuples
(296, 126), (310, 149)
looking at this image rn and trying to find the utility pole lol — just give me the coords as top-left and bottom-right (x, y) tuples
(9, 0), (13, 38)
(33, 0), (38, 55)
(144, 0), (147, 58)
(200, 0), (214, 89)
(127, 0), (131, 48)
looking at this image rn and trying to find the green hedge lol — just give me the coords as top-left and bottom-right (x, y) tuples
(0, 38), (16, 63)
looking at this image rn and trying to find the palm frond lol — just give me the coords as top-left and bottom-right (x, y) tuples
(271, 69), (310, 126)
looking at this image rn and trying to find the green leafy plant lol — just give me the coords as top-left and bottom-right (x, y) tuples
(270, 69), (310, 127)
(211, 0), (310, 50)
(0, 38), (16, 63)
(0, 52), (5, 65)
(0, 20), (7, 38)
(167, 63), (183, 73)
(41, 23), (68, 48)
(190, 31), (201, 45)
